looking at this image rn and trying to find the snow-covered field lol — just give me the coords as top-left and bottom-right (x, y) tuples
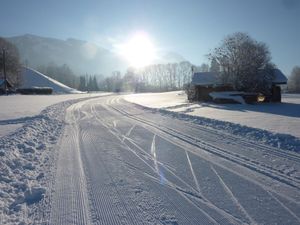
(0, 93), (299, 224)
(125, 91), (300, 139)
(0, 93), (109, 137)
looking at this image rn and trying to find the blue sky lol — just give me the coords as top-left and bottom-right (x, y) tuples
(1, 0), (299, 75)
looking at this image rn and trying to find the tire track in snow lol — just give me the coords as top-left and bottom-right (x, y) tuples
(80, 129), (136, 224)
(117, 150), (240, 225)
(105, 96), (300, 222)
(111, 102), (300, 190)
(93, 103), (244, 224)
(80, 103), (134, 224)
(151, 135), (158, 172)
(122, 124), (136, 142)
(122, 97), (300, 163)
(90, 97), (300, 224)
(179, 120), (300, 164)
(88, 105), (192, 224)
(91, 102), (220, 224)
(210, 166), (256, 225)
(91, 106), (218, 224)
(185, 151), (201, 194)
(123, 98), (300, 183)
(266, 191), (300, 223)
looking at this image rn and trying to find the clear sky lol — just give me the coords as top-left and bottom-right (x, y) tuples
(1, 0), (299, 75)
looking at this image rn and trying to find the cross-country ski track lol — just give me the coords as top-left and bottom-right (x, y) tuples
(43, 95), (300, 224)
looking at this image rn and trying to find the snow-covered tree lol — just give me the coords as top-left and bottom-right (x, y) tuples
(209, 32), (275, 93)
(92, 76), (99, 91)
(209, 58), (220, 73)
(288, 66), (300, 93)
(0, 37), (22, 86)
(78, 76), (86, 91)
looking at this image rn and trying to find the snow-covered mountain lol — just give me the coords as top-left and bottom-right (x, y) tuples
(20, 67), (81, 94)
(7, 34), (128, 76)
(7, 34), (186, 76)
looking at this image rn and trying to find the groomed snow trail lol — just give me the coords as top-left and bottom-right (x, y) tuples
(50, 102), (92, 225)
(49, 95), (300, 225)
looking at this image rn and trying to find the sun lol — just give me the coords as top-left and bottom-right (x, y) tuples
(117, 31), (156, 68)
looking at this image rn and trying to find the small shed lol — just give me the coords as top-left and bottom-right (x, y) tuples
(270, 69), (288, 102)
(188, 72), (233, 101)
(188, 69), (288, 103)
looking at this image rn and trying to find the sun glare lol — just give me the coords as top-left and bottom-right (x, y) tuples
(117, 31), (156, 68)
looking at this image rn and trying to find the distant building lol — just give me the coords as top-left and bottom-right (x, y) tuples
(187, 69), (288, 103)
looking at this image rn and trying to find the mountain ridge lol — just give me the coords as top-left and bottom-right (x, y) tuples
(6, 34), (187, 76)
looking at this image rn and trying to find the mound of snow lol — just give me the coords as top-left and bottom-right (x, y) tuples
(20, 67), (82, 94)
(209, 91), (246, 104)
(0, 96), (100, 224)
(124, 91), (300, 140)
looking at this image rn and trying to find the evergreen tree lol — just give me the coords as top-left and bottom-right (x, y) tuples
(288, 66), (300, 93)
(78, 76), (86, 91)
(93, 76), (99, 91)
(0, 37), (22, 86)
(87, 75), (93, 91)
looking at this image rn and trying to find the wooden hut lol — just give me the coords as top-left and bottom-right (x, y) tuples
(187, 69), (288, 103)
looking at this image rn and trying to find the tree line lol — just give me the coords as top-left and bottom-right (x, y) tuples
(208, 32), (276, 94)
(207, 32), (300, 94)
(37, 63), (100, 92)
(1, 34), (300, 94)
(0, 37), (22, 86)
(97, 61), (194, 92)
(288, 67), (300, 93)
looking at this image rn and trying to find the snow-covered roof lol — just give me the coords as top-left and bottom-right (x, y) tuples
(191, 72), (219, 86)
(191, 69), (287, 86)
(20, 67), (82, 94)
(273, 69), (287, 84)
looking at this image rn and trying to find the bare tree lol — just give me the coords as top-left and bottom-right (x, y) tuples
(209, 32), (275, 93)
(288, 66), (300, 93)
(138, 61), (193, 91)
(0, 37), (22, 86)
(123, 67), (138, 92)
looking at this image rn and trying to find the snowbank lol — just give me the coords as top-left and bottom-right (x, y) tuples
(0, 93), (109, 137)
(209, 91), (246, 104)
(0, 94), (109, 224)
(124, 91), (300, 151)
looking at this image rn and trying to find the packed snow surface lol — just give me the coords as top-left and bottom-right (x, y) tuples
(125, 91), (300, 139)
(0, 93), (110, 224)
(0, 94), (299, 224)
(0, 93), (109, 137)
(49, 96), (300, 224)
(20, 67), (82, 94)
